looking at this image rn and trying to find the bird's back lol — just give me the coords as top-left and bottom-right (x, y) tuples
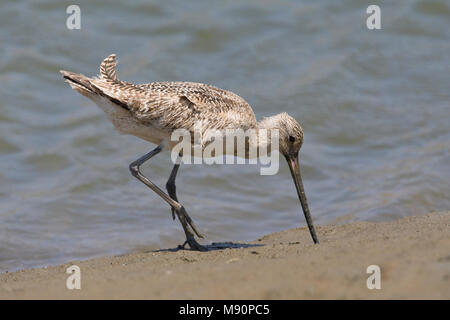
(84, 55), (257, 134)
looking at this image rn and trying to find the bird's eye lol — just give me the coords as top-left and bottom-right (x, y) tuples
(289, 136), (295, 142)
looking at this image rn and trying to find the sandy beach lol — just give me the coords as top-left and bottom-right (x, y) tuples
(0, 211), (449, 299)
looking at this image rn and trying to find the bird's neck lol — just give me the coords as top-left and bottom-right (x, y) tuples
(253, 115), (281, 154)
(257, 115), (280, 131)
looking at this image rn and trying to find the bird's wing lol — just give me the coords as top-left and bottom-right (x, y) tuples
(136, 81), (258, 130)
(90, 55), (258, 132)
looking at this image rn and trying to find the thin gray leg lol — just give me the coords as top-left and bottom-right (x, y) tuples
(165, 158), (204, 243)
(166, 162), (180, 221)
(129, 145), (206, 251)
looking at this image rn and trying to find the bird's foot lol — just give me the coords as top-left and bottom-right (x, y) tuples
(176, 206), (204, 239)
(178, 238), (208, 252)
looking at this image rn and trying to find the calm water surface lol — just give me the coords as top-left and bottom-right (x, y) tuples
(0, 0), (449, 272)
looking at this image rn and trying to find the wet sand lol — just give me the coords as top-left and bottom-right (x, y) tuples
(0, 212), (449, 299)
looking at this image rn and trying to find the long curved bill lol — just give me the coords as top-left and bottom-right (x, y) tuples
(286, 154), (319, 244)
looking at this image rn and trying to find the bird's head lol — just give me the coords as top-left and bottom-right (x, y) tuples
(261, 112), (319, 244)
(271, 112), (304, 157)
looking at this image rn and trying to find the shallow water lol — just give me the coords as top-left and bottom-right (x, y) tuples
(0, 0), (449, 272)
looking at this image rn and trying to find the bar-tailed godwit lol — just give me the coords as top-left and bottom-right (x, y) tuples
(60, 54), (319, 251)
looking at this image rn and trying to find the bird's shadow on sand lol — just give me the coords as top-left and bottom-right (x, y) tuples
(152, 242), (264, 253)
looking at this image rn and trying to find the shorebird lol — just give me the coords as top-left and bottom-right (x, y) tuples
(60, 54), (319, 251)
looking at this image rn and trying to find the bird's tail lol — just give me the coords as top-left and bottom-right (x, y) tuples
(60, 70), (97, 97)
(99, 54), (118, 82)
(60, 54), (119, 97)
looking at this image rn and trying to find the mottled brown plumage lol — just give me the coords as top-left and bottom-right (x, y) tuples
(60, 54), (319, 251)
(78, 55), (256, 132)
